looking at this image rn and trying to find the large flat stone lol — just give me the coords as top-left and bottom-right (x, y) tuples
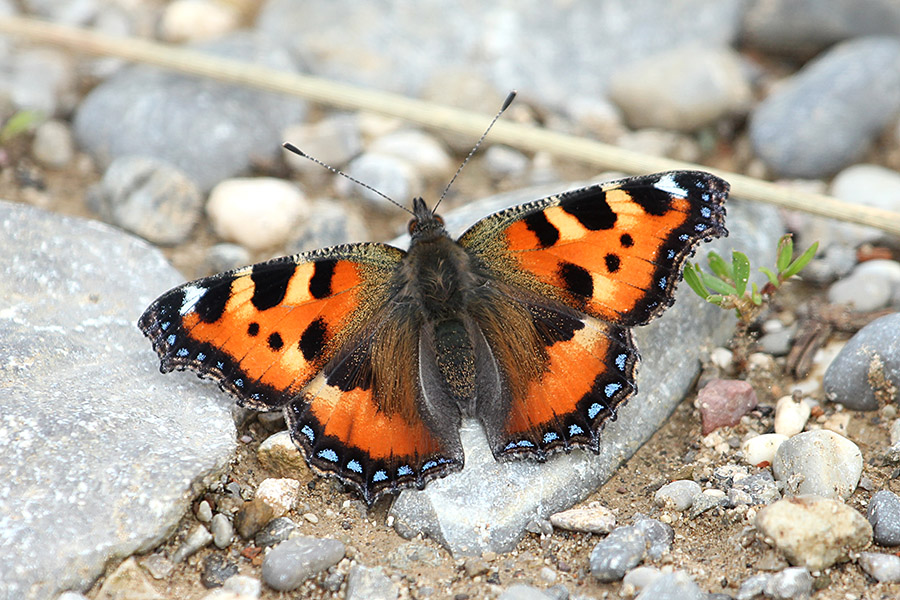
(389, 184), (783, 556)
(0, 201), (236, 600)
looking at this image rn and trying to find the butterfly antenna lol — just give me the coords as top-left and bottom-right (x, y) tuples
(432, 90), (517, 214)
(282, 142), (413, 215)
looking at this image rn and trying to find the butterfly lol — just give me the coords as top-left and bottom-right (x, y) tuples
(139, 164), (728, 505)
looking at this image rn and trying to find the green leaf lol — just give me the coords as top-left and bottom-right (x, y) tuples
(759, 266), (779, 287)
(0, 110), (43, 145)
(751, 283), (762, 305)
(683, 264), (710, 299)
(776, 234), (794, 273)
(706, 294), (726, 306)
(707, 251), (733, 280)
(782, 241), (819, 279)
(732, 251), (750, 297)
(699, 271), (738, 296)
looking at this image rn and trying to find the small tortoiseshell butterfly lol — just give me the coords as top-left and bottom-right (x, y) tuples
(139, 99), (728, 505)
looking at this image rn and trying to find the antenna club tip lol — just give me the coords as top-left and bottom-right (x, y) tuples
(282, 142), (306, 157)
(501, 90), (517, 111)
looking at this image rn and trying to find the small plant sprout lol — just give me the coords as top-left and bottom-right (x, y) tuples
(683, 233), (818, 324)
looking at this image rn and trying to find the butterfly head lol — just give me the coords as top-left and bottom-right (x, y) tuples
(408, 197), (447, 242)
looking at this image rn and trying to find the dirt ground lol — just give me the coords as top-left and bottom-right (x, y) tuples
(4, 135), (899, 600)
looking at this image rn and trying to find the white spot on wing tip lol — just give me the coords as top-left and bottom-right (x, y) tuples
(179, 285), (206, 316)
(653, 174), (686, 197)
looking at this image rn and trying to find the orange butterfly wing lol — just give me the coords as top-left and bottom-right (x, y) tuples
(139, 243), (462, 504)
(460, 171), (728, 456)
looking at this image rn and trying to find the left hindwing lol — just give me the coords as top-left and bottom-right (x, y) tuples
(458, 171), (729, 327)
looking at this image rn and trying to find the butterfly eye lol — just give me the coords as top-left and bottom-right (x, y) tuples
(407, 218), (418, 234)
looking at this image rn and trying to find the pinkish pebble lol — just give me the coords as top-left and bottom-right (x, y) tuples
(697, 379), (758, 435)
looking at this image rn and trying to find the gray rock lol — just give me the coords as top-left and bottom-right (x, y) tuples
(828, 260), (900, 312)
(335, 152), (422, 209)
(772, 430), (862, 500)
(389, 187), (782, 556)
(741, 0), (900, 58)
(633, 517), (674, 560)
(254, 516), (297, 547)
(859, 552), (900, 583)
(828, 164), (900, 249)
(211, 513), (234, 549)
(736, 573), (770, 600)
(73, 32), (307, 191)
(608, 45), (751, 132)
(498, 583), (555, 600)
(749, 37), (900, 178)
(283, 113), (363, 174)
(88, 155), (203, 246)
(634, 571), (704, 600)
(2, 47), (77, 116)
(731, 472), (780, 506)
(0, 201), (236, 600)
(757, 324), (796, 357)
(369, 129), (451, 179)
(171, 524), (213, 563)
(31, 118), (74, 168)
(754, 495), (872, 571)
(257, 0), (745, 112)
(589, 525), (647, 582)
(655, 480), (702, 511)
(868, 490), (900, 546)
(483, 145), (530, 180)
(824, 313), (900, 411)
(285, 199), (369, 255)
(766, 567), (813, 599)
(201, 554), (239, 588)
(345, 565), (399, 600)
(204, 243), (251, 275)
(261, 536), (345, 592)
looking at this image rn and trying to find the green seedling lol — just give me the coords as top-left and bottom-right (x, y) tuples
(0, 110), (43, 146)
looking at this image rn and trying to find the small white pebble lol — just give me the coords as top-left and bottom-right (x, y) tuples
(710, 347), (733, 370)
(196, 500), (213, 523)
(741, 433), (788, 466)
(774, 395), (811, 436)
(303, 512), (319, 524)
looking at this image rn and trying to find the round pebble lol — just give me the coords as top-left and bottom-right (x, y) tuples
(773, 395), (811, 437)
(257, 430), (311, 478)
(766, 567), (813, 599)
(223, 574), (262, 598)
(824, 312), (900, 411)
(261, 536), (346, 592)
(867, 490), (900, 546)
(345, 564), (399, 600)
(31, 119), (74, 168)
(827, 259), (900, 312)
(589, 525), (646, 582)
(754, 496), (872, 570)
(196, 500), (213, 523)
(830, 163), (900, 248)
(634, 570), (704, 600)
(8, 48), (76, 117)
(171, 524), (213, 563)
(89, 155), (203, 246)
(335, 152), (422, 209)
(483, 145), (530, 179)
(772, 430), (862, 499)
(160, 0), (241, 43)
(696, 379), (758, 435)
(742, 433), (788, 467)
(286, 199), (369, 254)
(859, 552), (900, 583)
(207, 178), (309, 251)
(234, 498), (276, 539)
(255, 477), (300, 518)
(633, 517), (673, 559)
(283, 113), (363, 174)
(548, 503), (616, 534)
(608, 45), (751, 132)
(749, 37), (900, 178)
(622, 565), (662, 594)
(369, 129), (451, 179)
(654, 480), (701, 512)
(255, 516), (297, 548)
(210, 513), (233, 549)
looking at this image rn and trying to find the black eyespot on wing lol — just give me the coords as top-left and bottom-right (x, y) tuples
(523, 212), (560, 248)
(247, 322), (260, 336)
(195, 284), (230, 323)
(299, 317), (327, 362)
(251, 264), (295, 310)
(561, 189), (617, 230)
(604, 253), (621, 273)
(558, 261), (593, 298)
(309, 259), (337, 299)
(268, 332), (284, 351)
(620, 233), (634, 248)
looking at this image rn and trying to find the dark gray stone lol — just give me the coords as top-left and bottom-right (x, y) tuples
(868, 490), (900, 546)
(73, 31), (307, 191)
(254, 516), (298, 547)
(201, 554), (238, 588)
(389, 187), (782, 556)
(741, 0), (900, 58)
(0, 201), (236, 600)
(824, 313), (900, 411)
(749, 37), (900, 178)
(261, 536), (345, 592)
(633, 517), (674, 560)
(589, 525), (647, 582)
